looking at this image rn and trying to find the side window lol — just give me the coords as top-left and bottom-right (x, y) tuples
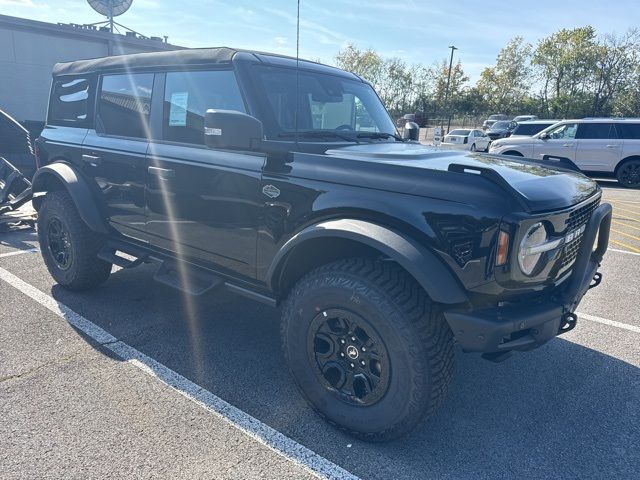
(619, 123), (640, 140)
(163, 70), (245, 145)
(49, 77), (92, 126)
(576, 123), (617, 139)
(97, 73), (154, 138)
(548, 123), (578, 140)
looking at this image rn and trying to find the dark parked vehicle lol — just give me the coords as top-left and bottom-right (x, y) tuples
(511, 120), (560, 137)
(34, 48), (612, 441)
(482, 113), (509, 130)
(396, 112), (428, 127)
(487, 120), (518, 140)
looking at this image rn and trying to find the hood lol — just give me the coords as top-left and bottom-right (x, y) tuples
(325, 142), (598, 212)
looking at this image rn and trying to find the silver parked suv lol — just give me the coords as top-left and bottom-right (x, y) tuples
(489, 118), (640, 188)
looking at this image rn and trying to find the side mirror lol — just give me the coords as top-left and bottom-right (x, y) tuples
(402, 121), (420, 141)
(539, 132), (549, 140)
(204, 109), (263, 151)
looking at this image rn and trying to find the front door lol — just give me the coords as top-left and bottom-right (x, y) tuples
(533, 122), (578, 163)
(144, 70), (263, 278)
(82, 72), (155, 242)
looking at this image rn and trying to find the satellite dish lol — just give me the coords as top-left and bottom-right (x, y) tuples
(87, 0), (133, 18)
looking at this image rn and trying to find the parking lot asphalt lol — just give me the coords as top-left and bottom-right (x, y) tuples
(1, 184), (639, 480)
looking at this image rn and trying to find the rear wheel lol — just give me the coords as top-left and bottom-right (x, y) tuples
(37, 190), (112, 290)
(503, 150), (523, 157)
(281, 258), (455, 441)
(616, 159), (640, 188)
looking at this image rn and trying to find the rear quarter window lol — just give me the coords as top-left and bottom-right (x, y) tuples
(48, 76), (94, 127)
(619, 123), (640, 140)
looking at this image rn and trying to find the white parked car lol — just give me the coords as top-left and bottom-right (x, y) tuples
(489, 118), (640, 187)
(442, 129), (491, 152)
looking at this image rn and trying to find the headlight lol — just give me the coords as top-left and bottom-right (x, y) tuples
(517, 222), (562, 276)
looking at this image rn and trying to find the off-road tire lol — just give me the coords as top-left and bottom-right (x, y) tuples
(37, 190), (112, 290)
(281, 258), (455, 441)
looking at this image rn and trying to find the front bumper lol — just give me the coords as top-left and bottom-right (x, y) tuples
(444, 203), (612, 355)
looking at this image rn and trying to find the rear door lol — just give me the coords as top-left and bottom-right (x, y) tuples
(82, 73), (154, 242)
(144, 69), (263, 278)
(533, 122), (578, 163)
(575, 122), (622, 172)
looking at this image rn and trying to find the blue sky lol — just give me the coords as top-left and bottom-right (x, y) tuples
(2, 0), (638, 81)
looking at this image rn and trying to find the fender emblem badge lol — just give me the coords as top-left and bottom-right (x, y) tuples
(262, 184), (280, 198)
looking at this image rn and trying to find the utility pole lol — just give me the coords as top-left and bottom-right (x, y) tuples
(442, 45), (458, 134)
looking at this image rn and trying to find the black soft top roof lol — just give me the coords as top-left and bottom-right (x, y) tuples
(52, 47), (359, 80)
(53, 47), (237, 76)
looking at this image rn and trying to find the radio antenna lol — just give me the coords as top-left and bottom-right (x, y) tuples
(295, 0), (300, 139)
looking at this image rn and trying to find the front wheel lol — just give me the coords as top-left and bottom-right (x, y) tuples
(281, 258), (455, 441)
(616, 159), (640, 188)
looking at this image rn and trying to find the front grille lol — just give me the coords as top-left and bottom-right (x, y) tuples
(560, 198), (600, 268)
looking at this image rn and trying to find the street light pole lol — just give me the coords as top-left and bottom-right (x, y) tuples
(442, 45), (458, 134)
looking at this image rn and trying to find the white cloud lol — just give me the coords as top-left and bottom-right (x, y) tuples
(0, 0), (35, 6)
(274, 36), (287, 46)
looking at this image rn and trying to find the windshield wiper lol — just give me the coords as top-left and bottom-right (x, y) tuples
(356, 132), (404, 142)
(278, 130), (360, 143)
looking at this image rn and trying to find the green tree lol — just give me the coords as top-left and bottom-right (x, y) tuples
(591, 29), (640, 115)
(532, 26), (600, 117)
(476, 37), (532, 114)
(430, 59), (469, 114)
(335, 43), (384, 86)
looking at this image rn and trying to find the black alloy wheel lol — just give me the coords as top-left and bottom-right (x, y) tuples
(617, 160), (640, 188)
(46, 217), (73, 270)
(308, 308), (390, 406)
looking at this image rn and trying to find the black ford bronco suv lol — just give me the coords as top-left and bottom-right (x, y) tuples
(33, 48), (612, 441)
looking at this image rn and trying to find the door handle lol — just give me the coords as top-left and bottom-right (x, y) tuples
(82, 154), (102, 166)
(562, 143), (574, 147)
(605, 144), (618, 148)
(148, 166), (175, 178)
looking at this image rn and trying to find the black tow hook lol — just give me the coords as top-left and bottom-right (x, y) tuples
(589, 272), (603, 289)
(558, 312), (578, 335)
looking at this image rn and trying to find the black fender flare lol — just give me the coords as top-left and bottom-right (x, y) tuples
(32, 162), (109, 234)
(268, 218), (468, 305)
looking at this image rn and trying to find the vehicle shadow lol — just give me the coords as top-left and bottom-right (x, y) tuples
(50, 265), (639, 480)
(0, 228), (38, 252)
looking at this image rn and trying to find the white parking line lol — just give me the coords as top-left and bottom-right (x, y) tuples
(577, 312), (640, 334)
(608, 248), (640, 257)
(0, 248), (39, 258)
(0, 266), (359, 480)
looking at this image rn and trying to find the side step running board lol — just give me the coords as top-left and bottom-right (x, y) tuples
(98, 243), (150, 269)
(153, 261), (223, 296)
(97, 240), (275, 303)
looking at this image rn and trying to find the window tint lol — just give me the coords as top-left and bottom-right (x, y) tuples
(448, 129), (470, 136)
(548, 123), (578, 139)
(619, 123), (640, 140)
(163, 70), (245, 145)
(49, 77), (91, 125)
(576, 123), (617, 139)
(513, 123), (553, 136)
(98, 74), (153, 138)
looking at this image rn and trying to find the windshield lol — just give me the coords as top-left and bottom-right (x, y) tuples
(448, 129), (471, 136)
(249, 66), (397, 141)
(492, 121), (511, 129)
(513, 123), (553, 135)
